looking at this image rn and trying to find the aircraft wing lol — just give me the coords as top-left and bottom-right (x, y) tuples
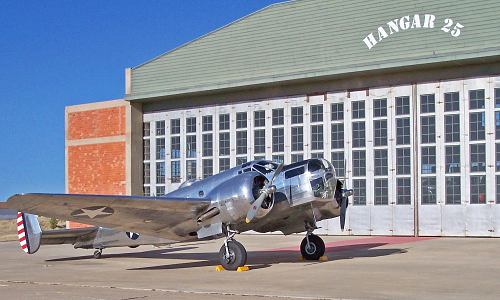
(7, 193), (211, 240)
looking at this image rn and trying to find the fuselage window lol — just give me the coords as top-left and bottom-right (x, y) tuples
(285, 167), (305, 179)
(308, 159), (324, 173)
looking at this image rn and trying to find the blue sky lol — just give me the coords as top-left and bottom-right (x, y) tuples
(0, 1), (283, 201)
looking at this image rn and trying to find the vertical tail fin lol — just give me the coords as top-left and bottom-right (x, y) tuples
(16, 212), (42, 254)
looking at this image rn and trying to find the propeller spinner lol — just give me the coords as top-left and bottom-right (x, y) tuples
(245, 163), (284, 223)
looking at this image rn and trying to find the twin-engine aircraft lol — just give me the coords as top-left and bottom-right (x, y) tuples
(7, 158), (353, 270)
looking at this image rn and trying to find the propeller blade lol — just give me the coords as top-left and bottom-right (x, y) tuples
(245, 192), (268, 223)
(269, 163), (284, 186)
(340, 196), (347, 231)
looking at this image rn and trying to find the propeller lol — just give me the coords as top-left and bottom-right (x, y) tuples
(245, 163), (284, 223)
(339, 158), (353, 231)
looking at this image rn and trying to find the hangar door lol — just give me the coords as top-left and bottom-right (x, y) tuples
(326, 87), (416, 236)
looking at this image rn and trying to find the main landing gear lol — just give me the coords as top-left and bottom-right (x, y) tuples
(219, 226), (247, 271)
(300, 231), (325, 261)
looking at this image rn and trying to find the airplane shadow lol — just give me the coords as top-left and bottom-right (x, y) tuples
(46, 242), (407, 270)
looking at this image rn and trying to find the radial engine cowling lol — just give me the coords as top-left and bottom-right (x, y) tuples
(209, 171), (270, 223)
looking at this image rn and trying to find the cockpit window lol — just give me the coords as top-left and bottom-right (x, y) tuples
(285, 166), (305, 179)
(308, 159), (324, 172)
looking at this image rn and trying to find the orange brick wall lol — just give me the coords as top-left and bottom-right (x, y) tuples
(66, 102), (127, 228)
(67, 106), (126, 140)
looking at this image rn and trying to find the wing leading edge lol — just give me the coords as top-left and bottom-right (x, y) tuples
(7, 193), (211, 241)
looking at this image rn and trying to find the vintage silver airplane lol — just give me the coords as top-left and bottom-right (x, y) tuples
(7, 158), (353, 270)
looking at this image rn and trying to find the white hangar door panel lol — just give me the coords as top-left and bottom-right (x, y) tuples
(343, 90), (372, 235)
(493, 77), (500, 237)
(417, 82), (443, 236)
(390, 85), (415, 236)
(369, 87), (394, 235)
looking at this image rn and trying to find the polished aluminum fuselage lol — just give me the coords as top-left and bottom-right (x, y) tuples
(166, 159), (341, 235)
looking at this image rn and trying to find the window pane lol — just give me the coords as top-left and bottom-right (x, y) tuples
(495, 112), (500, 140)
(373, 98), (387, 117)
(469, 112), (485, 141)
(331, 103), (344, 121)
(291, 126), (303, 151)
(236, 112), (247, 129)
(171, 161), (180, 183)
(186, 160), (196, 180)
(272, 128), (284, 152)
(156, 162), (165, 184)
(171, 119), (180, 134)
(352, 150), (366, 176)
(156, 138), (165, 160)
(352, 101), (365, 119)
(374, 149), (388, 176)
(143, 186), (151, 196)
(186, 135), (196, 158)
(202, 116), (213, 132)
(311, 125), (323, 150)
(236, 157), (247, 165)
(272, 108), (284, 125)
(219, 132), (230, 156)
(143, 139), (150, 160)
(156, 186), (165, 197)
(470, 175), (486, 204)
(374, 120), (387, 146)
(444, 92), (459, 112)
(310, 104), (323, 122)
(143, 122), (150, 137)
(291, 154), (304, 163)
(445, 145), (460, 173)
(186, 117), (196, 133)
(331, 123), (344, 149)
(420, 94), (435, 113)
(143, 163), (150, 184)
(171, 136), (180, 159)
(396, 148), (411, 175)
(352, 122), (365, 148)
(497, 175), (500, 204)
(496, 144), (500, 172)
(219, 158), (230, 172)
(396, 118), (410, 145)
(421, 177), (437, 204)
(396, 96), (410, 115)
(496, 88), (500, 108)
(311, 152), (323, 159)
(202, 159), (213, 178)
(331, 151), (345, 177)
(470, 144), (486, 172)
(155, 121), (165, 136)
(353, 179), (366, 205)
(254, 129), (266, 154)
(397, 178), (411, 205)
(469, 89), (485, 110)
(421, 146), (436, 174)
(236, 131), (247, 154)
(202, 134), (213, 157)
(445, 114), (460, 142)
(421, 116), (435, 143)
(219, 114), (230, 130)
(291, 106), (303, 124)
(374, 179), (389, 205)
(254, 110), (265, 127)
(445, 176), (461, 205)
(272, 154), (284, 163)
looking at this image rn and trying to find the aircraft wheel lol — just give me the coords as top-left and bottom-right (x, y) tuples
(129, 245), (139, 248)
(300, 234), (325, 260)
(219, 240), (247, 271)
(93, 249), (102, 259)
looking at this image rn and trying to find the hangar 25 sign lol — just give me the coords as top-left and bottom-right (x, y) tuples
(363, 14), (464, 50)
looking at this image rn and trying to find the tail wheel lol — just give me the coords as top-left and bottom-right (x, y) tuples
(300, 234), (325, 260)
(218, 240), (247, 271)
(93, 249), (102, 259)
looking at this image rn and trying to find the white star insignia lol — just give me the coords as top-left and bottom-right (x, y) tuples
(73, 207), (113, 219)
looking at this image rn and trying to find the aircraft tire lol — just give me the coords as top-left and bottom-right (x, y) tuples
(300, 235), (325, 260)
(219, 240), (247, 271)
(93, 249), (102, 259)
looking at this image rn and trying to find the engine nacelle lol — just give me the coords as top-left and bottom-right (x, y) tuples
(209, 171), (270, 223)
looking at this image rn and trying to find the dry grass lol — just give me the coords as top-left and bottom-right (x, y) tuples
(0, 217), (65, 242)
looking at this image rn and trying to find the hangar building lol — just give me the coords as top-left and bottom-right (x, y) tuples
(66, 0), (500, 236)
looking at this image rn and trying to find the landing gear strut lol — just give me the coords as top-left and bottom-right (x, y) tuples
(218, 226), (247, 270)
(93, 249), (103, 259)
(300, 232), (325, 260)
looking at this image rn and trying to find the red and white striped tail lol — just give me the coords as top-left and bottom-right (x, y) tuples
(17, 212), (29, 253)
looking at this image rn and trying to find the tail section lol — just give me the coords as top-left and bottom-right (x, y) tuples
(16, 212), (42, 254)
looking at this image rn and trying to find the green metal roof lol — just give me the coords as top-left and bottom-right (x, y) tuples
(127, 0), (500, 101)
